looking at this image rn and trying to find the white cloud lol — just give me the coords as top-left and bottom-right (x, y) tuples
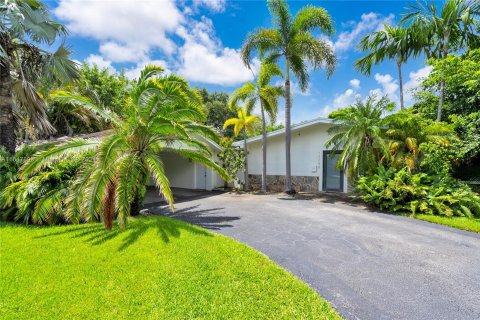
(320, 79), (362, 116)
(85, 54), (116, 73)
(55, 0), (183, 60)
(176, 17), (258, 86)
(99, 42), (148, 63)
(334, 12), (395, 52)
(349, 78), (361, 89)
(123, 60), (170, 80)
(372, 73), (398, 101)
(404, 66), (433, 103)
(193, 0), (226, 12)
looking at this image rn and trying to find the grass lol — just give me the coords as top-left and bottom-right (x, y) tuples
(0, 216), (340, 320)
(412, 214), (480, 233)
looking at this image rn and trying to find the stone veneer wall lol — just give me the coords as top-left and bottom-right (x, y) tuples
(248, 174), (319, 192)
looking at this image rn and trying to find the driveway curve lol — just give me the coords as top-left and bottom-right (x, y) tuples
(146, 191), (480, 320)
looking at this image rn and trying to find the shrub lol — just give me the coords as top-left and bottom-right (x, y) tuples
(0, 145), (93, 225)
(357, 166), (480, 217)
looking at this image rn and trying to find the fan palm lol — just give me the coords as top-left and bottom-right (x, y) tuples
(241, 0), (336, 193)
(355, 25), (422, 110)
(229, 62), (284, 192)
(19, 66), (228, 230)
(402, 0), (480, 120)
(223, 107), (259, 191)
(0, 0), (79, 153)
(326, 95), (393, 180)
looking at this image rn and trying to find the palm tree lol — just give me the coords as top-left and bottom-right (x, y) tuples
(355, 25), (422, 110)
(402, 0), (480, 121)
(223, 107), (259, 191)
(326, 95), (394, 180)
(229, 62), (284, 192)
(20, 66), (228, 230)
(0, 0), (79, 153)
(241, 0), (336, 193)
(384, 110), (457, 172)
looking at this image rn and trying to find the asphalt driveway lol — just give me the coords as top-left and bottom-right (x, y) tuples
(145, 191), (480, 320)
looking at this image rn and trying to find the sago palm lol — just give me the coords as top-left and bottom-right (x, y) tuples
(0, 0), (79, 153)
(229, 62), (284, 192)
(241, 0), (336, 193)
(223, 107), (259, 191)
(20, 66), (228, 230)
(355, 24), (422, 110)
(326, 95), (393, 180)
(402, 0), (480, 120)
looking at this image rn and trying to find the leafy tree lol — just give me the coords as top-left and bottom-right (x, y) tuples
(198, 88), (236, 137)
(0, 0), (79, 153)
(384, 110), (457, 173)
(19, 66), (228, 230)
(229, 62), (284, 192)
(402, 0), (480, 121)
(223, 107), (259, 191)
(241, 0), (336, 193)
(414, 49), (480, 119)
(217, 137), (246, 189)
(326, 95), (393, 180)
(355, 24), (422, 110)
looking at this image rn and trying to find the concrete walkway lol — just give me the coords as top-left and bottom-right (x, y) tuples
(145, 191), (480, 320)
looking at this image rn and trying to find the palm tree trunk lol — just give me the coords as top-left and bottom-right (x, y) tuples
(103, 181), (116, 231)
(261, 104), (267, 193)
(397, 60), (404, 110)
(284, 60), (294, 194)
(437, 78), (445, 121)
(0, 59), (16, 154)
(243, 131), (249, 191)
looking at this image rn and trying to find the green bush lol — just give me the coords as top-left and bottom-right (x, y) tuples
(357, 166), (480, 217)
(0, 145), (93, 225)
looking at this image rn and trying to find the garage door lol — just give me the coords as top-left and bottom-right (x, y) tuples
(161, 152), (196, 189)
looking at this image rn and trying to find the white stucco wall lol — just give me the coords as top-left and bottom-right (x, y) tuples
(243, 122), (348, 192)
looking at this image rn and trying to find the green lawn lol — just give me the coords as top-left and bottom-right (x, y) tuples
(0, 216), (340, 320)
(412, 214), (480, 233)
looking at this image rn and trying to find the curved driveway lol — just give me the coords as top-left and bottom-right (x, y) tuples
(146, 191), (480, 320)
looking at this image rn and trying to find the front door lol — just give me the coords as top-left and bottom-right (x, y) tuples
(322, 151), (344, 192)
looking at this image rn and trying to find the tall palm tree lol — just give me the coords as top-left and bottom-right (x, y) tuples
(20, 66), (228, 230)
(402, 0), (480, 121)
(355, 25), (422, 110)
(223, 107), (259, 191)
(0, 0), (79, 153)
(229, 62), (284, 192)
(241, 0), (336, 193)
(326, 95), (393, 180)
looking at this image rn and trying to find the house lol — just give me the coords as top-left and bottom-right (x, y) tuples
(147, 136), (226, 191)
(235, 117), (348, 193)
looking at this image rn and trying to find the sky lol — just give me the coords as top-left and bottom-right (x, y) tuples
(44, 0), (434, 124)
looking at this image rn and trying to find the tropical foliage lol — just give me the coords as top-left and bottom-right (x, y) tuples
(6, 66), (228, 229)
(241, 0), (336, 192)
(0, 0), (78, 153)
(217, 137), (246, 188)
(357, 166), (480, 217)
(229, 61), (284, 192)
(326, 95), (393, 179)
(223, 107), (259, 191)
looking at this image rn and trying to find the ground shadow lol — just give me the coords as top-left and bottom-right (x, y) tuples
(145, 204), (240, 230)
(277, 192), (366, 207)
(33, 215), (213, 252)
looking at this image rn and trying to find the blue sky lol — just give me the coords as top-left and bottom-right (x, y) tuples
(45, 0), (433, 124)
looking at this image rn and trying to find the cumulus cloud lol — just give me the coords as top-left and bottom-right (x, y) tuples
(55, 0), (183, 60)
(320, 79), (362, 116)
(193, 0), (226, 12)
(404, 66), (433, 103)
(371, 73), (398, 101)
(85, 54), (116, 73)
(334, 12), (395, 52)
(176, 17), (258, 86)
